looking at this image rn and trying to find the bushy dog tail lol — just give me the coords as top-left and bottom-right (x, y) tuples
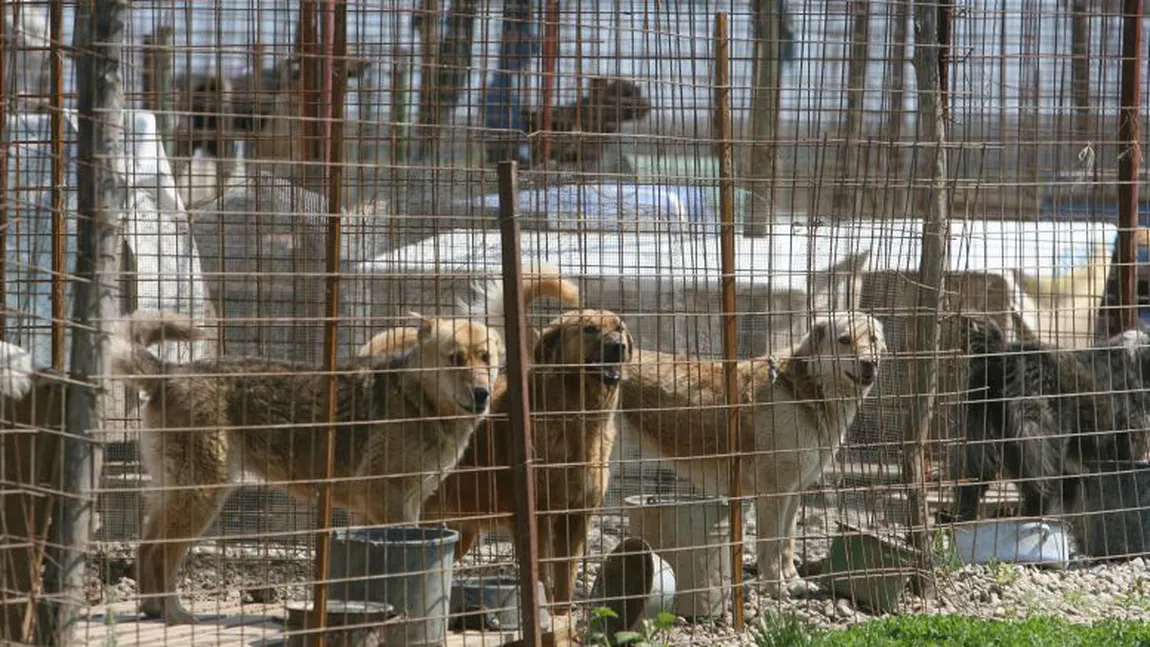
(0, 341), (34, 400)
(462, 260), (581, 339)
(964, 315), (1007, 356)
(1018, 240), (1113, 310)
(110, 311), (205, 386)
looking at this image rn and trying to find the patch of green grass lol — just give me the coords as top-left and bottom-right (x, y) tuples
(751, 614), (1150, 647)
(987, 559), (1020, 588)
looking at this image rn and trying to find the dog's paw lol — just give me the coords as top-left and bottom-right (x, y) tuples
(757, 575), (822, 599)
(151, 598), (199, 626)
(785, 577), (822, 599)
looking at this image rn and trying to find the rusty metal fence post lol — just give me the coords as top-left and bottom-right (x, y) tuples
(713, 10), (745, 631)
(498, 160), (543, 647)
(307, 0), (349, 643)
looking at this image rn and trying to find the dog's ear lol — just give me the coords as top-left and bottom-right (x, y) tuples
(807, 319), (830, 348)
(810, 250), (870, 314)
(533, 326), (565, 364)
(410, 312), (434, 338)
(587, 77), (610, 99)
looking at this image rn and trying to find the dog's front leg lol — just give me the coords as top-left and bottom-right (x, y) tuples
(364, 477), (423, 527)
(753, 493), (788, 597)
(754, 489), (818, 598)
(549, 512), (589, 616)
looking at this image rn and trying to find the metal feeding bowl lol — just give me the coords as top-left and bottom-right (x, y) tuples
(448, 576), (551, 632)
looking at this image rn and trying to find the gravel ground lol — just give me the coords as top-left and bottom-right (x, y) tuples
(86, 498), (1150, 644)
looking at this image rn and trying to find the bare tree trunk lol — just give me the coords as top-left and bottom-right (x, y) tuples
(884, 0), (910, 216)
(745, 0), (782, 236)
(1020, 0), (1042, 213)
(834, 0), (872, 218)
(420, 0), (477, 137)
(414, 0), (441, 161)
(142, 27), (175, 157)
(40, 0), (124, 642)
(1071, 0), (1092, 145)
(905, 0), (949, 597)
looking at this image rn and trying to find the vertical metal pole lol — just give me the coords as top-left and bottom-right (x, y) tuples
(538, 0), (560, 165)
(46, 0), (125, 642)
(498, 160), (542, 647)
(713, 11), (744, 631)
(307, 0), (346, 644)
(1117, 0), (1143, 331)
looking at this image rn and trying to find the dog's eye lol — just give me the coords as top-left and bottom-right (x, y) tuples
(480, 351), (491, 364)
(449, 351), (467, 367)
(838, 335), (852, 345)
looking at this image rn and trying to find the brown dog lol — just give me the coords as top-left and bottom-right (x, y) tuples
(111, 310), (503, 625)
(422, 309), (633, 613)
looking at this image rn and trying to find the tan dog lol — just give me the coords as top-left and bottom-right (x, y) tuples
(422, 309), (633, 612)
(357, 264), (581, 359)
(619, 312), (887, 597)
(111, 310), (504, 625)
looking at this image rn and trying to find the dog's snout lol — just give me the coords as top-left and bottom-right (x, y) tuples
(602, 338), (628, 363)
(471, 387), (491, 411)
(859, 360), (878, 381)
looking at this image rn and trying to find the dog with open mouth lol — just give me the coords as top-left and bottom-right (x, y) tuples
(422, 308), (634, 613)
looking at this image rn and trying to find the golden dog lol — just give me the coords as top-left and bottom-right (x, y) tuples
(111, 310), (503, 625)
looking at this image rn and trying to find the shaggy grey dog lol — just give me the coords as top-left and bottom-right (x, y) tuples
(954, 319), (1150, 523)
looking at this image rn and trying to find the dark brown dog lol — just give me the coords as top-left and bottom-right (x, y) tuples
(523, 77), (651, 167)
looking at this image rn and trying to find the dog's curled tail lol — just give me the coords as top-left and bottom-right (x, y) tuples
(963, 315), (1007, 356)
(110, 311), (206, 385)
(462, 260), (582, 337)
(1018, 240), (1113, 310)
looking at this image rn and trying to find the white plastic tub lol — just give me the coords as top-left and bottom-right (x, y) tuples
(952, 519), (1072, 569)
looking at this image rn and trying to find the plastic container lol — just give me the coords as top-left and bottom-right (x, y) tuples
(623, 494), (732, 619)
(953, 519), (1071, 568)
(587, 537), (676, 644)
(825, 528), (917, 614)
(328, 526), (460, 647)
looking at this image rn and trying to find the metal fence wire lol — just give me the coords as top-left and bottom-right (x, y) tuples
(1, 0), (1149, 645)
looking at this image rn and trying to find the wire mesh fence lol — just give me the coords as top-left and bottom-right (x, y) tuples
(2, 0), (1150, 645)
